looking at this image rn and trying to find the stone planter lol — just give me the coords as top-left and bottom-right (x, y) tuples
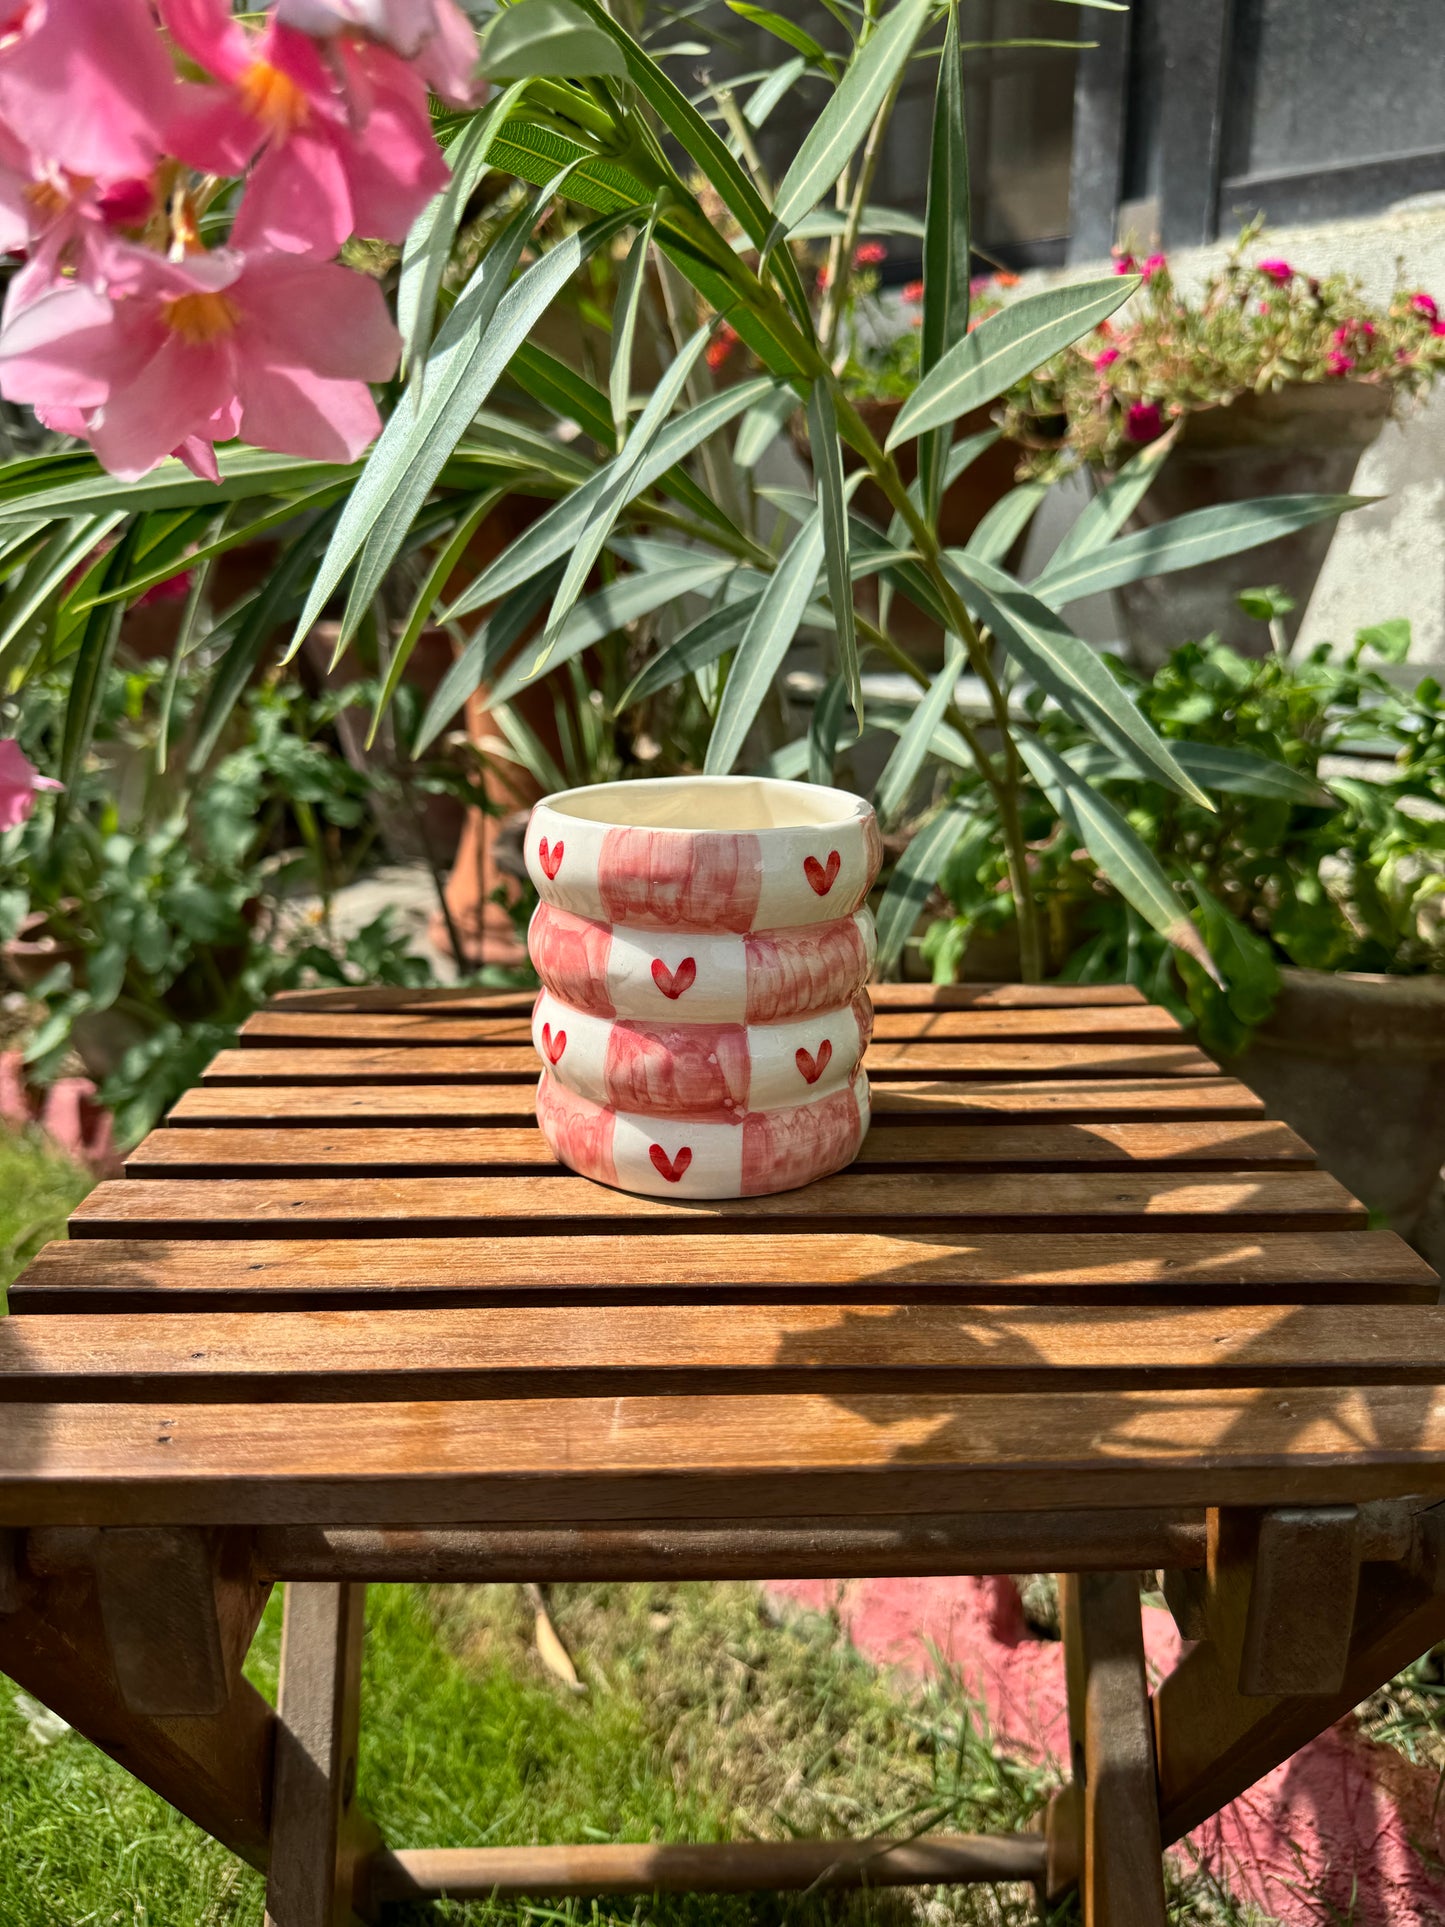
(1222, 968), (1445, 1258)
(524, 776), (883, 1199)
(1100, 384), (1392, 666)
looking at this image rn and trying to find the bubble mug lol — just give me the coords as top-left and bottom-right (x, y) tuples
(524, 775), (884, 1199)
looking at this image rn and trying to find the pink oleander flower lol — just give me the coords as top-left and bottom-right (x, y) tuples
(1093, 347), (1119, 370)
(0, 121), (158, 318)
(1124, 400), (1163, 442)
(1257, 258), (1294, 284)
(852, 240), (886, 267)
(901, 278), (923, 304)
(1141, 253), (1167, 282)
(160, 0), (448, 251)
(1112, 251), (1138, 276)
(1326, 350), (1355, 376)
(0, 737), (61, 831)
(275, 0), (479, 103)
(1412, 292), (1439, 322)
(0, 224), (400, 479)
(0, 0), (177, 181)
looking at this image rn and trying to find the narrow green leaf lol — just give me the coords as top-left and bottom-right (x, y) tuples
(0, 449), (350, 522)
(1033, 494), (1368, 609)
(398, 83), (528, 382)
(482, 0), (628, 76)
(413, 567), (561, 757)
(873, 640), (964, 827)
(610, 209), (659, 445)
(1067, 738), (1334, 806)
(494, 552), (737, 704)
(734, 380), (800, 467)
(613, 590), (758, 712)
(771, 0), (929, 234)
(790, 203), (927, 239)
(56, 528), (139, 807)
(873, 799), (973, 976)
(807, 377), (860, 727)
(745, 56), (807, 127)
(490, 697), (568, 794)
(808, 671), (849, 785)
(1042, 425), (1177, 573)
(0, 513), (121, 666)
(728, 0), (828, 61)
(888, 276), (1136, 449)
(1018, 734), (1221, 982)
(919, 0), (969, 518)
(445, 376), (773, 621)
(944, 551), (1215, 809)
(963, 480), (1049, 566)
(705, 513), (823, 774)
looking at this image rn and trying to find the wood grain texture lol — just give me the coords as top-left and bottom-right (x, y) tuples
(199, 1041), (1219, 1086)
(15, 1303), (1445, 1401)
(167, 1077), (1264, 1128)
(7, 1385), (1445, 1527)
(125, 1119), (1315, 1179)
(69, 1171), (1363, 1240)
(261, 982), (1146, 1015)
(240, 1005), (1182, 1048)
(13, 1230), (1433, 1314)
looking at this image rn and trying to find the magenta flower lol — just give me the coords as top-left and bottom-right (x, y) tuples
(0, 0), (177, 181)
(0, 229), (400, 480)
(274, 0), (480, 103)
(1412, 292), (1440, 322)
(1141, 253), (1167, 282)
(1124, 400), (1164, 442)
(1113, 252), (1138, 276)
(1433, 321), (1445, 338)
(160, 0), (448, 251)
(0, 738), (61, 832)
(1257, 258), (1294, 285)
(1326, 350), (1355, 376)
(1093, 347), (1119, 370)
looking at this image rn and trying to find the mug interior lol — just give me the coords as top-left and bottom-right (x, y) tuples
(542, 776), (865, 834)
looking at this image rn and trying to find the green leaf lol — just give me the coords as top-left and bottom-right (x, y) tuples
(610, 208), (659, 445)
(413, 567), (560, 756)
(944, 551), (1215, 809)
(962, 480), (1049, 566)
(493, 551), (738, 704)
(705, 513), (823, 774)
(295, 182), (637, 658)
(919, 0), (969, 519)
(727, 0), (829, 62)
(0, 449), (350, 522)
(1018, 734), (1220, 982)
(745, 57), (807, 126)
(56, 528), (139, 807)
(1043, 426), (1177, 572)
(535, 323), (719, 664)
(1066, 738), (1334, 806)
(615, 591), (760, 710)
(445, 376), (773, 620)
(807, 377), (860, 728)
(808, 671), (849, 785)
(888, 276), (1136, 449)
(734, 380), (800, 467)
(873, 799), (972, 977)
(771, 0), (929, 235)
(1032, 494), (1367, 609)
(873, 640), (964, 827)
(1358, 617), (1412, 663)
(0, 512), (122, 667)
(398, 83), (529, 382)
(790, 204), (927, 240)
(481, 0), (627, 76)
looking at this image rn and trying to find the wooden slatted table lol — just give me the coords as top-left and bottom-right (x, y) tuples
(3, 979), (1444, 1927)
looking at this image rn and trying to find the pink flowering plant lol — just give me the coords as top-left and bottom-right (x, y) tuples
(0, 0), (1371, 1000)
(1002, 224), (1445, 477)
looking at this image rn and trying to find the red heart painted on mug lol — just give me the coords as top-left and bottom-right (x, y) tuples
(795, 1038), (833, 1085)
(541, 1022), (566, 1066)
(803, 849), (841, 896)
(537, 836), (564, 880)
(651, 956), (697, 999)
(649, 1143), (693, 1184)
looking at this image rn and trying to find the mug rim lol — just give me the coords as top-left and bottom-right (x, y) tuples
(534, 774), (873, 836)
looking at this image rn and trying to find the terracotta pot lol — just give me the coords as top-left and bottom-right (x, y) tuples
(1102, 384), (1392, 667)
(524, 776), (883, 1199)
(1221, 967), (1445, 1256)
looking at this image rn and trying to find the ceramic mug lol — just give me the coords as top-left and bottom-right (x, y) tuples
(524, 775), (883, 1198)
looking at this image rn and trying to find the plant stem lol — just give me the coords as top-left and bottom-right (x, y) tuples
(818, 70), (904, 361)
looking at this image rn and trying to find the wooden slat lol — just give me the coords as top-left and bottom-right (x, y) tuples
(199, 1041), (1219, 1085)
(68, 1171), (1363, 1239)
(7, 1384), (1445, 1527)
(261, 981), (1147, 1015)
(166, 1077), (1264, 1128)
(13, 1229), (1433, 1316)
(126, 1119), (1315, 1179)
(10, 1302), (1445, 1400)
(239, 1005), (1182, 1047)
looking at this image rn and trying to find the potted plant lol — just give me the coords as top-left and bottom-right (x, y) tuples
(919, 611), (1445, 1255)
(1001, 228), (1445, 662)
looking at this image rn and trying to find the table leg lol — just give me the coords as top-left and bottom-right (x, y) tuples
(1058, 1572), (1168, 1927)
(264, 1583), (380, 1927)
